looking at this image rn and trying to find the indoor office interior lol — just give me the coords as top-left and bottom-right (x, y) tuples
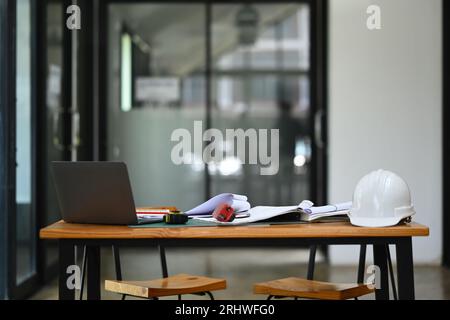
(0, 0), (448, 300)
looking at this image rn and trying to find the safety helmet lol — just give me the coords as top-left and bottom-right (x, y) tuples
(349, 169), (415, 227)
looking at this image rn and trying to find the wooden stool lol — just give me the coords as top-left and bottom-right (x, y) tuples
(254, 277), (374, 300)
(106, 273), (226, 299)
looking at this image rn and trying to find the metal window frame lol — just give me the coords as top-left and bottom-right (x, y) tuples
(35, 0), (58, 286)
(35, 0), (73, 286)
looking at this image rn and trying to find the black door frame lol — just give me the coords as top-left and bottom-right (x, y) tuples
(311, 0), (328, 207)
(35, 0), (61, 285)
(0, 0), (17, 301)
(35, 0), (87, 284)
(443, 0), (449, 268)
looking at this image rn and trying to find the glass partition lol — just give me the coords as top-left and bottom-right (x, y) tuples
(104, 1), (316, 211)
(210, 3), (311, 206)
(107, 4), (206, 210)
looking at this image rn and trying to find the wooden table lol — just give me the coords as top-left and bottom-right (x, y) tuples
(40, 221), (429, 300)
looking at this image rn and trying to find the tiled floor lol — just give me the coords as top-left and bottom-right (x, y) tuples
(30, 248), (450, 300)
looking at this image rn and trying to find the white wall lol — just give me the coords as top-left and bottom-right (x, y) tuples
(328, 0), (442, 264)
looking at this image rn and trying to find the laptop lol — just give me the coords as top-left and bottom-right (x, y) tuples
(51, 161), (163, 225)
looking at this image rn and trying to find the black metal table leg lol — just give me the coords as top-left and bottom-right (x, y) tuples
(373, 244), (389, 300)
(159, 245), (169, 278)
(357, 245), (367, 283)
(86, 245), (101, 300)
(307, 245), (317, 280)
(59, 240), (75, 300)
(395, 237), (415, 300)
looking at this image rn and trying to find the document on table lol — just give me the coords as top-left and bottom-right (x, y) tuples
(185, 193), (251, 216)
(193, 205), (299, 226)
(192, 200), (352, 225)
(299, 200), (352, 214)
(297, 201), (351, 222)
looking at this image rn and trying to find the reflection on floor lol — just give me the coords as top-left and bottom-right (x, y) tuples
(30, 248), (450, 300)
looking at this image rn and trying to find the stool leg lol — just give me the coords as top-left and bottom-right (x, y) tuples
(307, 245), (317, 280)
(373, 245), (390, 300)
(159, 245), (169, 278)
(354, 245), (368, 300)
(357, 245), (367, 284)
(386, 245), (398, 300)
(79, 246), (87, 300)
(112, 246), (126, 300)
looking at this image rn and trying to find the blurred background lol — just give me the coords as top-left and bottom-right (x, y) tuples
(0, 0), (447, 299)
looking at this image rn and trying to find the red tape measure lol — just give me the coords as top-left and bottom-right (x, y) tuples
(212, 203), (235, 222)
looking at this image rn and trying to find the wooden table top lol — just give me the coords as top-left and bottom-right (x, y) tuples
(39, 220), (429, 240)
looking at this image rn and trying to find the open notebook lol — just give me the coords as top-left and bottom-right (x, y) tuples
(298, 200), (351, 222)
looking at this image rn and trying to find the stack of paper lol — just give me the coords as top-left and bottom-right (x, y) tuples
(193, 205), (297, 225)
(185, 193), (251, 216)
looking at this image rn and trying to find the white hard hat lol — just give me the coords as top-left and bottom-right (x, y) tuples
(349, 169), (415, 228)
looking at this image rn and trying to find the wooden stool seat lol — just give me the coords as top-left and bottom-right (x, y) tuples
(105, 273), (226, 298)
(254, 277), (374, 300)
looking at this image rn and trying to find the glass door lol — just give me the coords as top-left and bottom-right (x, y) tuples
(210, 3), (313, 206)
(36, 0), (94, 286)
(38, 0), (93, 281)
(37, 0), (70, 280)
(105, 3), (207, 209)
(101, 0), (326, 211)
